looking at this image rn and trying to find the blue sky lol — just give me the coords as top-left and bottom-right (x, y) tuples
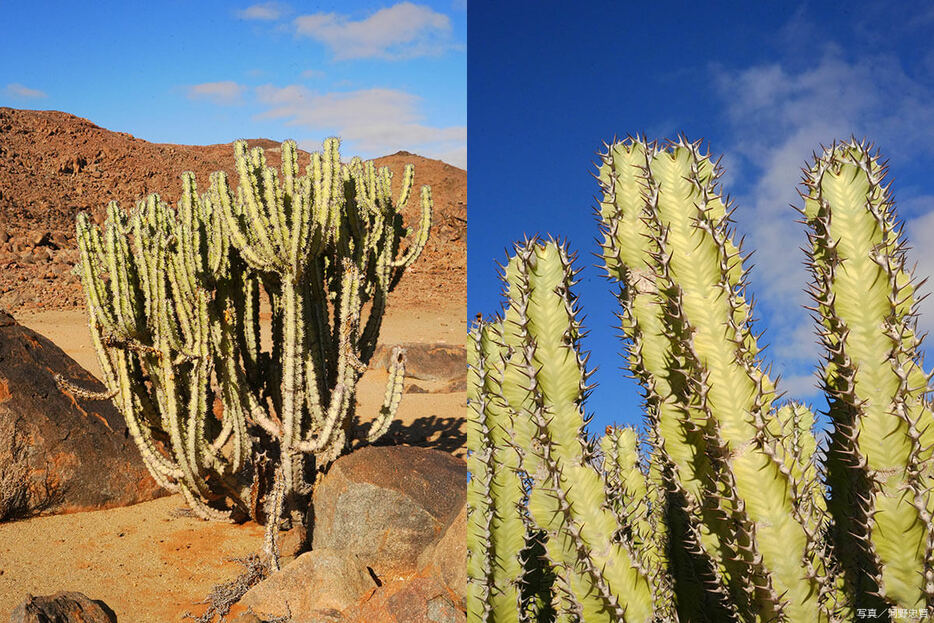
(0, 1), (466, 167)
(469, 2), (934, 434)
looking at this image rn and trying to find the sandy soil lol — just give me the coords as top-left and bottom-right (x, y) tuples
(0, 302), (466, 621)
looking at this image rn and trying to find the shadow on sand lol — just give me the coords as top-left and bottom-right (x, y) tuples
(368, 415), (466, 457)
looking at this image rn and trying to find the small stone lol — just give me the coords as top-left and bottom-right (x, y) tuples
(443, 377), (467, 393)
(371, 343), (466, 383)
(50, 232), (70, 249)
(31, 231), (50, 247)
(10, 591), (117, 623)
(278, 523), (307, 560)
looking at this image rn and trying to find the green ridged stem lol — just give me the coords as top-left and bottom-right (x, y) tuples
(804, 140), (934, 610)
(600, 426), (677, 621)
(467, 321), (529, 623)
(495, 241), (655, 623)
(597, 139), (741, 621)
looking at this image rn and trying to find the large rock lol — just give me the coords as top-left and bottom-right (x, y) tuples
(231, 446), (466, 622)
(342, 576), (465, 623)
(417, 501), (466, 608)
(235, 549), (376, 622)
(311, 446), (466, 579)
(10, 591), (117, 623)
(0, 309), (165, 520)
(372, 343), (465, 383)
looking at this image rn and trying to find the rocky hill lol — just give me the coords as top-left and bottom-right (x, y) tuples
(0, 108), (465, 312)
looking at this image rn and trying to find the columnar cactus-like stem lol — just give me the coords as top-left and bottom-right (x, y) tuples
(600, 426), (677, 621)
(495, 241), (655, 623)
(467, 321), (528, 623)
(367, 346), (406, 443)
(803, 140), (934, 610)
(264, 465), (286, 572)
(597, 139), (740, 621)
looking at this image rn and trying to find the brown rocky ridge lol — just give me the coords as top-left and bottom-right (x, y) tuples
(0, 107), (465, 314)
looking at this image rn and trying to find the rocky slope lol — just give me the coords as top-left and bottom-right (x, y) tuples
(0, 107), (465, 312)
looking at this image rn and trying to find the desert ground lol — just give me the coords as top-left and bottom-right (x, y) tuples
(0, 107), (467, 621)
(0, 301), (466, 621)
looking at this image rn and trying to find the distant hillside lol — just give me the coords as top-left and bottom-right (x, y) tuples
(0, 108), (465, 312)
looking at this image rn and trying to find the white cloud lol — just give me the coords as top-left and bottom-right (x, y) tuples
(294, 2), (458, 60)
(301, 69), (325, 80)
(905, 197), (934, 337)
(770, 319), (821, 367)
(255, 84), (466, 167)
(236, 2), (288, 21)
(434, 145), (466, 169)
(5, 83), (46, 98)
(777, 373), (821, 401)
(715, 48), (934, 163)
(186, 81), (247, 105)
(712, 47), (934, 400)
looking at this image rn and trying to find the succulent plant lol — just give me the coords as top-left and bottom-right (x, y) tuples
(467, 137), (933, 621)
(63, 138), (431, 568)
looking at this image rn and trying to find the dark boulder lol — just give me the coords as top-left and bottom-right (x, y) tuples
(235, 549), (375, 621)
(0, 309), (166, 520)
(230, 445), (466, 622)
